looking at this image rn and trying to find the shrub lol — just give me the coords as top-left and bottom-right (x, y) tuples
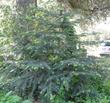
(0, 91), (21, 103)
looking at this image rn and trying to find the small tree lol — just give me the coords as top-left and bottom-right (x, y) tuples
(0, 3), (101, 103)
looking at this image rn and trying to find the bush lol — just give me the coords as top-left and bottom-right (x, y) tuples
(0, 91), (32, 103)
(0, 91), (21, 103)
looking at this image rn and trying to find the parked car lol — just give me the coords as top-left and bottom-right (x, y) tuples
(99, 41), (110, 56)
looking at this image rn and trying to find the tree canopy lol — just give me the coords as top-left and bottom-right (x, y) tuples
(15, 0), (110, 13)
(60, 0), (110, 15)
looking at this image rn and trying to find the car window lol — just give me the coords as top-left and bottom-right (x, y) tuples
(105, 42), (110, 46)
(100, 42), (110, 46)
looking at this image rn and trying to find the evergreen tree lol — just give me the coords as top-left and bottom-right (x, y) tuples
(0, 2), (101, 103)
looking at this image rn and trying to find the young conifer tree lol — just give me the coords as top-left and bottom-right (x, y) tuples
(0, 1), (100, 103)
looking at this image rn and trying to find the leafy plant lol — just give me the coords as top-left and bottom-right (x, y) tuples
(0, 91), (33, 103)
(0, 91), (21, 103)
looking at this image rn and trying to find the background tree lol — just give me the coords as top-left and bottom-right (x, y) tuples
(59, 0), (110, 15)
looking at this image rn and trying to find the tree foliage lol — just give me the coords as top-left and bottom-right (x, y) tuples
(0, 1), (109, 103)
(59, 0), (110, 15)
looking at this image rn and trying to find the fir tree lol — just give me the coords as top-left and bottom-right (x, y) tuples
(0, 3), (100, 103)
